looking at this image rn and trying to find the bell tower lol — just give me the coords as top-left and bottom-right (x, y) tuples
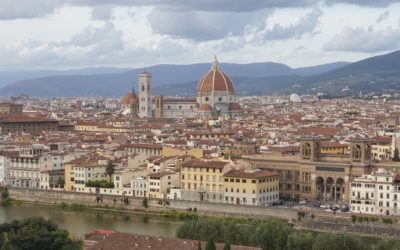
(300, 137), (322, 162)
(349, 138), (372, 164)
(139, 71), (152, 118)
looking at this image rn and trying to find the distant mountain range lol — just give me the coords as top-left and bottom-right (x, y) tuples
(1, 50), (400, 97)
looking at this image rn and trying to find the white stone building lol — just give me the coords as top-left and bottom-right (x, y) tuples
(120, 56), (242, 119)
(350, 168), (399, 216)
(0, 151), (16, 186)
(131, 177), (147, 197)
(9, 145), (44, 189)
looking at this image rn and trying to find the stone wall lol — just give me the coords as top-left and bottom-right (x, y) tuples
(9, 188), (400, 237)
(8, 188), (297, 220)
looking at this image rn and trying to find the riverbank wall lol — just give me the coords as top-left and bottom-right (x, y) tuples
(8, 188), (400, 238)
(8, 188), (297, 220)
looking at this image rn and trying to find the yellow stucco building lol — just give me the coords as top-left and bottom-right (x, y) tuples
(223, 168), (279, 206)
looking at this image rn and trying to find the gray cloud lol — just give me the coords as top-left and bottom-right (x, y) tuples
(91, 5), (114, 20)
(0, 0), (59, 20)
(70, 22), (124, 54)
(324, 26), (400, 52)
(328, 0), (399, 7)
(263, 8), (323, 40)
(1, 0), (399, 20)
(376, 10), (390, 23)
(245, 8), (323, 41)
(148, 8), (269, 41)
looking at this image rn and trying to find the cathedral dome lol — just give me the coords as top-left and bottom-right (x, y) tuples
(121, 89), (138, 106)
(197, 56), (235, 97)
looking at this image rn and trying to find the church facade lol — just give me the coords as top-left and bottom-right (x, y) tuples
(121, 57), (241, 119)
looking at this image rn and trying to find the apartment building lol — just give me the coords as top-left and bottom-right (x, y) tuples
(180, 160), (229, 203)
(147, 171), (180, 199)
(350, 169), (399, 215)
(223, 168), (279, 206)
(65, 156), (109, 192)
(372, 136), (392, 160)
(0, 151), (17, 186)
(9, 145), (44, 188)
(131, 177), (147, 197)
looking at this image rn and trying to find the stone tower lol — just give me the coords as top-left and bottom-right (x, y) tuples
(154, 96), (164, 119)
(300, 137), (322, 162)
(349, 138), (372, 164)
(139, 71), (152, 118)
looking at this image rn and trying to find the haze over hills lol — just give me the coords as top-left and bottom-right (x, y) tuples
(0, 67), (132, 89)
(1, 50), (399, 97)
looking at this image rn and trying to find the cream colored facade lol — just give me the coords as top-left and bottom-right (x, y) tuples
(372, 141), (392, 160)
(223, 169), (279, 206)
(64, 163), (74, 191)
(161, 146), (203, 159)
(147, 171), (180, 199)
(180, 160), (228, 203)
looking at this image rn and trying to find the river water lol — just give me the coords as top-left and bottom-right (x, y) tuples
(0, 203), (183, 239)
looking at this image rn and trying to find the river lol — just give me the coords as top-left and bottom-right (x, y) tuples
(0, 203), (183, 239)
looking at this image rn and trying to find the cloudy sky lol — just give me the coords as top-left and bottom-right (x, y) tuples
(1, 0), (400, 70)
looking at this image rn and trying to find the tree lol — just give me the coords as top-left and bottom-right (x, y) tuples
(205, 239), (216, 250)
(312, 230), (365, 250)
(375, 239), (400, 250)
(254, 220), (291, 250)
(197, 241), (202, 250)
(105, 160), (115, 182)
(1, 188), (9, 201)
(393, 148), (400, 161)
(223, 242), (231, 250)
(142, 197), (149, 208)
(287, 232), (313, 250)
(0, 217), (80, 250)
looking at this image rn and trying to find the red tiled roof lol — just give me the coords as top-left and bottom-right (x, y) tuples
(197, 58), (235, 96)
(85, 231), (261, 250)
(182, 159), (228, 169)
(224, 169), (278, 179)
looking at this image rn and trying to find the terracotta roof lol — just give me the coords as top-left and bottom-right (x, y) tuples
(123, 143), (162, 150)
(85, 231), (261, 250)
(0, 117), (58, 123)
(198, 104), (212, 112)
(197, 57), (235, 96)
(121, 91), (138, 105)
(224, 169), (278, 179)
(374, 136), (392, 144)
(229, 103), (242, 111)
(299, 127), (342, 136)
(182, 159), (228, 169)
(148, 171), (176, 178)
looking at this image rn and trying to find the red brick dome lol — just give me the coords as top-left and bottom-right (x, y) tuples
(197, 56), (235, 96)
(121, 90), (138, 106)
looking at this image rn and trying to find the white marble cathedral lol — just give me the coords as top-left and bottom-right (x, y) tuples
(121, 56), (241, 119)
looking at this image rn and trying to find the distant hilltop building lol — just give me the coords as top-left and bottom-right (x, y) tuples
(121, 56), (241, 119)
(289, 93), (301, 103)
